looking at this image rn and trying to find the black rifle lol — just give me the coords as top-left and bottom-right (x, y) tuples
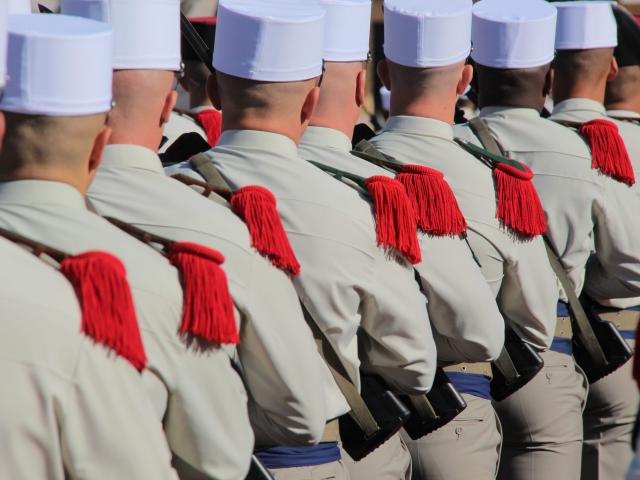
(245, 455), (275, 480)
(490, 329), (544, 401)
(339, 373), (411, 461)
(572, 295), (633, 383)
(401, 367), (467, 439)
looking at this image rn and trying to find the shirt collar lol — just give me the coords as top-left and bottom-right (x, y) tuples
(607, 109), (640, 119)
(301, 126), (352, 152)
(552, 98), (606, 116)
(382, 116), (454, 141)
(480, 106), (541, 119)
(101, 144), (165, 174)
(189, 106), (216, 115)
(0, 180), (87, 210)
(217, 130), (299, 159)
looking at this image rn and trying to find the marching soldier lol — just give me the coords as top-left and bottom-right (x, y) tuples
(169, 0), (440, 477)
(546, 2), (640, 479)
(456, 1), (640, 479)
(61, 0), (330, 477)
(298, 1), (505, 478)
(0, 9), (178, 479)
(370, 1), (562, 479)
(0, 11), (266, 480)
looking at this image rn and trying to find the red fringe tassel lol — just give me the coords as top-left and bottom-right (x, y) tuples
(230, 186), (301, 277)
(364, 175), (422, 264)
(396, 164), (467, 237)
(193, 109), (222, 147)
(493, 162), (547, 239)
(579, 119), (635, 186)
(168, 242), (239, 344)
(60, 251), (147, 371)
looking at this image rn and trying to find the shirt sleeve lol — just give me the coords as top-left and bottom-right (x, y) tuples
(238, 255), (327, 447)
(414, 234), (504, 363)
(358, 247), (437, 395)
(60, 340), (179, 480)
(584, 178), (640, 301)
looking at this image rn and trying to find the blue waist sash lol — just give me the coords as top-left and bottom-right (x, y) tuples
(255, 442), (340, 469)
(446, 372), (491, 401)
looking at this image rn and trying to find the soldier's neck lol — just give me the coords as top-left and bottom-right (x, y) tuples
(605, 99), (640, 114)
(390, 101), (454, 125)
(220, 114), (301, 145)
(552, 78), (606, 106)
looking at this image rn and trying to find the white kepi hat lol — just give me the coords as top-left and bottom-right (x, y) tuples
(213, 0), (325, 82)
(0, 14), (113, 116)
(471, 0), (557, 69)
(383, 0), (472, 68)
(0, 3), (6, 90)
(554, 1), (617, 50)
(61, 0), (181, 70)
(320, 0), (371, 62)
(8, 0), (32, 15)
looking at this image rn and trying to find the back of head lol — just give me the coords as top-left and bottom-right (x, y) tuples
(0, 14), (113, 187)
(605, 5), (640, 110)
(181, 17), (216, 105)
(381, 0), (473, 118)
(211, 0), (325, 141)
(551, 1), (618, 102)
(471, 0), (557, 109)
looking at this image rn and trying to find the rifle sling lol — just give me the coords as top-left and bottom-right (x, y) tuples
(468, 118), (607, 367)
(189, 153), (380, 436)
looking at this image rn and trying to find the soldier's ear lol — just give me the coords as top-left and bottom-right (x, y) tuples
(87, 124), (112, 188)
(543, 68), (553, 97)
(377, 59), (390, 89)
(301, 84), (321, 127)
(160, 90), (178, 127)
(608, 56), (619, 82)
(457, 64), (474, 96)
(207, 74), (222, 110)
(356, 68), (367, 107)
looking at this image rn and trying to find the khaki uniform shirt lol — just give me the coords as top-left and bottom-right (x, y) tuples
(299, 126), (504, 362)
(89, 144), (327, 449)
(0, 180), (254, 480)
(374, 116), (558, 350)
(167, 129), (437, 407)
(458, 104), (640, 305)
(0, 237), (178, 479)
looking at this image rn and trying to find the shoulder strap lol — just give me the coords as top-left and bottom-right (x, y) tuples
(300, 302), (380, 436)
(542, 239), (607, 366)
(190, 153), (231, 191)
(0, 227), (69, 264)
(351, 139), (402, 173)
(469, 117), (506, 157)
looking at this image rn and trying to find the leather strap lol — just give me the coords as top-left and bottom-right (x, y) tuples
(321, 419), (341, 442)
(469, 117), (506, 157)
(300, 303), (380, 437)
(543, 240), (607, 366)
(190, 153), (232, 191)
(443, 362), (493, 377)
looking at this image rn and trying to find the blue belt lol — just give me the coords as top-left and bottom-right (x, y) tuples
(255, 442), (340, 469)
(446, 372), (491, 400)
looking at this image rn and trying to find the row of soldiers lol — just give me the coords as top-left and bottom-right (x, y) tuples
(1, 0), (640, 479)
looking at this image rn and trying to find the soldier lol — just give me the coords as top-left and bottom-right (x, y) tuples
(61, 0), (329, 477)
(298, 1), (505, 478)
(0, 9), (178, 479)
(169, 0), (439, 477)
(455, 1), (640, 479)
(0, 11), (265, 480)
(369, 2), (562, 479)
(546, 2), (640, 479)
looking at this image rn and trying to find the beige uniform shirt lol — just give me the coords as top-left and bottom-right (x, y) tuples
(167, 129), (437, 409)
(373, 116), (558, 350)
(0, 237), (178, 479)
(299, 126), (504, 362)
(0, 180), (254, 480)
(457, 104), (640, 305)
(89, 144), (327, 448)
